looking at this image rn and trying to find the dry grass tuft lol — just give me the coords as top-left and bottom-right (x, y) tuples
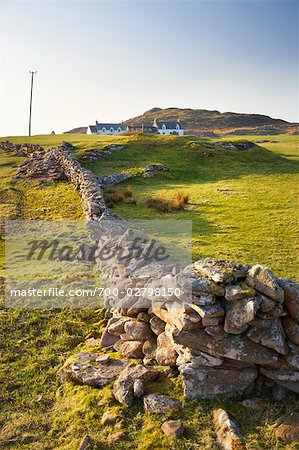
(172, 191), (189, 210)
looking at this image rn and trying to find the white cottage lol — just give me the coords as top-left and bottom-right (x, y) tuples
(87, 121), (124, 135)
(154, 119), (184, 136)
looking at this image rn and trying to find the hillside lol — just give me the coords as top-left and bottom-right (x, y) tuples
(64, 108), (298, 136)
(124, 107), (298, 136)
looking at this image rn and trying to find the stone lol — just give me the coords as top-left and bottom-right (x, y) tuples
(259, 294), (278, 312)
(101, 409), (118, 426)
(202, 317), (221, 326)
(137, 312), (151, 322)
(107, 318), (129, 336)
(124, 320), (153, 341)
(193, 293), (216, 306)
(246, 265), (284, 303)
(224, 298), (259, 334)
(246, 318), (288, 354)
(161, 420), (184, 437)
(113, 364), (159, 406)
(173, 328), (279, 365)
(204, 325), (226, 341)
(282, 316), (299, 345)
(152, 304), (202, 332)
(179, 363), (257, 399)
(156, 332), (177, 366)
(225, 283), (256, 301)
(260, 368), (299, 393)
(272, 385), (290, 401)
(149, 316), (166, 335)
(143, 394), (183, 414)
(133, 379), (144, 397)
(191, 278), (225, 296)
(195, 259), (249, 283)
(142, 339), (157, 358)
(113, 375), (134, 407)
(212, 408), (246, 450)
(100, 329), (120, 348)
(241, 398), (267, 411)
(116, 340), (144, 358)
(190, 303), (225, 319)
(275, 412), (299, 443)
(78, 434), (91, 450)
(279, 278), (299, 320)
(107, 432), (124, 444)
(96, 354), (110, 363)
(58, 358), (128, 387)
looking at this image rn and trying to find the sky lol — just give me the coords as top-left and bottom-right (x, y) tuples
(0, 0), (298, 136)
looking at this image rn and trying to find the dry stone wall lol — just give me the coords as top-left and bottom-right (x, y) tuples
(2, 140), (299, 400)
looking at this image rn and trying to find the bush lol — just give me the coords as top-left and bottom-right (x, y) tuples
(172, 191), (189, 210)
(146, 197), (172, 213)
(122, 186), (133, 198)
(104, 186), (136, 206)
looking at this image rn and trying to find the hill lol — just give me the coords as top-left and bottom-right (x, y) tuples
(64, 108), (298, 136)
(124, 107), (298, 136)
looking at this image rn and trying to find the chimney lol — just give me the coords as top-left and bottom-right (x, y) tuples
(96, 120), (98, 125)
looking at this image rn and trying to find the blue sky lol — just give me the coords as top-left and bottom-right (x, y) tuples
(0, 0), (298, 136)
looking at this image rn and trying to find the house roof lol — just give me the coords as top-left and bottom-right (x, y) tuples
(88, 125), (98, 133)
(96, 123), (124, 130)
(155, 121), (183, 130)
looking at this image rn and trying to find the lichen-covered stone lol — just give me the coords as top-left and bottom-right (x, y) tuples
(246, 318), (289, 355)
(173, 328), (279, 365)
(246, 265), (284, 302)
(279, 278), (299, 320)
(282, 317), (299, 345)
(224, 297), (259, 334)
(179, 363), (257, 398)
(212, 408), (246, 450)
(143, 394), (183, 414)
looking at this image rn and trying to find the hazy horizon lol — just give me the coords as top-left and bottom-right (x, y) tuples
(0, 0), (298, 136)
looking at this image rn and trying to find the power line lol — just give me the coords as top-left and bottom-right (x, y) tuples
(29, 70), (37, 136)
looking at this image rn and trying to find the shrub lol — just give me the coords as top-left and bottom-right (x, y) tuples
(104, 186), (136, 205)
(146, 197), (172, 213)
(172, 191), (189, 210)
(122, 186), (133, 198)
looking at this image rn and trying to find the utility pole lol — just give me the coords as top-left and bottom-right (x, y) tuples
(28, 70), (37, 136)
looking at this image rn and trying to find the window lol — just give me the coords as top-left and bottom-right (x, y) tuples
(162, 124), (166, 130)
(176, 124), (180, 130)
(102, 127), (106, 132)
(110, 127), (114, 132)
(117, 128), (122, 132)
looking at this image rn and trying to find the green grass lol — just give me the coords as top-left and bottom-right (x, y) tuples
(0, 132), (298, 449)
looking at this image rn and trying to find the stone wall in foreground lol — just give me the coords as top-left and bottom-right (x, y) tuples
(2, 140), (299, 399)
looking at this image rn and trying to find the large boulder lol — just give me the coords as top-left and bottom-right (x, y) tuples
(173, 328), (279, 365)
(179, 363), (257, 399)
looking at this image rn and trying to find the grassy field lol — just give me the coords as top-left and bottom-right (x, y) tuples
(0, 132), (298, 449)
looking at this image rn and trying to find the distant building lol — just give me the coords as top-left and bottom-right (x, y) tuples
(126, 124), (158, 134)
(154, 119), (184, 136)
(87, 121), (124, 135)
